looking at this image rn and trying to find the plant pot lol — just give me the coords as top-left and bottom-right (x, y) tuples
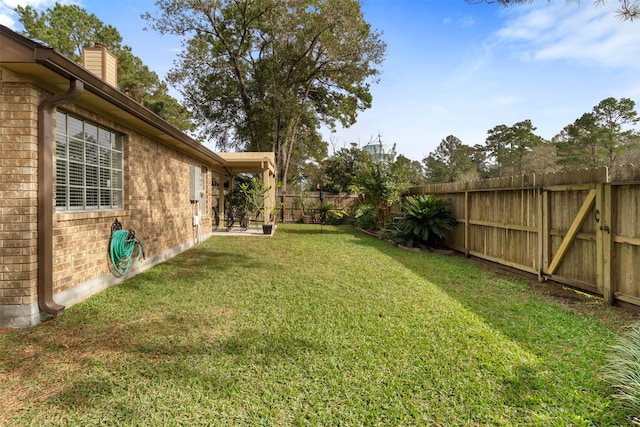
(262, 224), (273, 235)
(302, 215), (312, 224)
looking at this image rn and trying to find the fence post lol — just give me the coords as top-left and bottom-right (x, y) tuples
(464, 191), (470, 257)
(537, 186), (545, 282)
(599, 183), (614, 304)
(540, 187), (550, 281)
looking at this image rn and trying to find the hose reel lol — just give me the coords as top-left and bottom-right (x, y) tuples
(109, 218), (145, 276)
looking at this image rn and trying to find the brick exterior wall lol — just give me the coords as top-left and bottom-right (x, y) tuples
(0, 79), (40, 327)
(0, 72), (213, 328)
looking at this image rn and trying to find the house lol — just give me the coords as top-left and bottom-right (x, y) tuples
(0, 25), (275, 328)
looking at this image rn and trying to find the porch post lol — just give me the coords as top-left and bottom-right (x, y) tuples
(217, 173), (226, 228)
(263, 169), (275, 222)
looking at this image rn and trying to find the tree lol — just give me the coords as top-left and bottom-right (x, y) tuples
(484, 124), (510, 178)
(521, 142), (559, 174)
(144, 0), (387, 190)
(15, 3), (122, 60)
(15, 2), (193, 131)
(391, 155), (427, 187)
(465, 0), (639, 21)
(471, 144), (493, 179)
(423, 135), (477, 183)
(279, 121), (328, 190)
(322, 143), (372, 193)
(555, 113), (606, 170)
(508, 120), (546, 175)
(484, 120), (544, 177)
(593, 97), (639, 168)
(555, 97), (639, 171)
(356, 159), (405, 229)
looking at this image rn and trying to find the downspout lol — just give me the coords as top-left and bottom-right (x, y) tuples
(37, 78), (84, 316)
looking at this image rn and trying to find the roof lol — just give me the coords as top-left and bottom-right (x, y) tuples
(215, 152), (276, 176)
(0, 24), (227, 167)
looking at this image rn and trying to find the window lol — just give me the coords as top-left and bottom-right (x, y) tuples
(200, 166), (208, 216)
(55, 111), (124, 210)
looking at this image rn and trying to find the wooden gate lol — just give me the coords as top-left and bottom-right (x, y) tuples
(539, 184), (613, 303)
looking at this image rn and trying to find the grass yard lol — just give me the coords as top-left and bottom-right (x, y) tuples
(0, 224), (636, 426)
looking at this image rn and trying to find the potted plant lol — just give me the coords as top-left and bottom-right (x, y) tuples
(264, 203), (283, 235)
(305, 200), (321, 224)
(239, 177), (272, 233)
(293, 190), (314, 224)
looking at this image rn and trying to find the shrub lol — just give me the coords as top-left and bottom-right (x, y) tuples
(354, 204), (378, 230)
(326, 209), (350, 225)
(381, 194), (456, 249)
(603, 324), (640, 421)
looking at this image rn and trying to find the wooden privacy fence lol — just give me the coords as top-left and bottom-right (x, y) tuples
(277, 191), (359, 223)
(406, 165), (640, 308)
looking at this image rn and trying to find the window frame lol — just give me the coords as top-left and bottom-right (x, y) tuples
(200, 166), (208, 217)
(55, 111), (124, 211)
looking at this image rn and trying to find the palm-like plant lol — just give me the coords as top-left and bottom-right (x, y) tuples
(603, 324), (640, 422)
(382, 194), (457, 249)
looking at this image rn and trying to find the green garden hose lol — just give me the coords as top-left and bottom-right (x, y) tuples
(109, 229), (145, 276)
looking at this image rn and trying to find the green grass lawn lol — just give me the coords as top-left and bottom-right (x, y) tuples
(1, 224), (635, 426)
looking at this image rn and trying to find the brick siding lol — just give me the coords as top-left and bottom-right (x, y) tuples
(0, 81), (39, 326)
(1, 76), (212, 327)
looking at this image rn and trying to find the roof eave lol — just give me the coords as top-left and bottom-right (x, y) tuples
(0, 25), (226, 167)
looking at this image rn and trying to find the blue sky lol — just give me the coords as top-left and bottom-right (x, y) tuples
(1, 0), (638, 161)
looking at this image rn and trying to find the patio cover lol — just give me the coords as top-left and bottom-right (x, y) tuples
(211, 152), (277, 223)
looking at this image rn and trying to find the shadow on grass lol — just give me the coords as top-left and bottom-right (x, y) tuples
(278, 226), (346, 235)
(118, 250), (270, 292)
(217, 328), (324, 360)
(15, 316), (325, 416)
(346, 226), (602, 335)
(50, 361), (240, 415)
(346, 228), (626, 422)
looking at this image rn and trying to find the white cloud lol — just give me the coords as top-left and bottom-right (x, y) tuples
(0, 0), (74, 30)
(0, 1), (15, 28)
(0, 12), (14, 27)
(457, 16), (476, 28)
(496, 2), (640, 70)
(3, 0), (51, 6)
(448, 41), (494, 86)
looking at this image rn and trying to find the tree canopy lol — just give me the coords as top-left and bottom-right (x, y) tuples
(555, 97), (639, 171)
(482, 120), (545, 177)
(322, 143), (372, 194)
(423, 135), (477, 183)
(391, 155), (427, 187)
(14, 2), (194, 131)
(419, 97), (638, 185)
(143, 0), (387, 190)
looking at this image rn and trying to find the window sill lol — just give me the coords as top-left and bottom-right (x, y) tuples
(55, 209), (127, 221)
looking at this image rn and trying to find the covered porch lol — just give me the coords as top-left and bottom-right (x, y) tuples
(210, 152), (277, 232)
